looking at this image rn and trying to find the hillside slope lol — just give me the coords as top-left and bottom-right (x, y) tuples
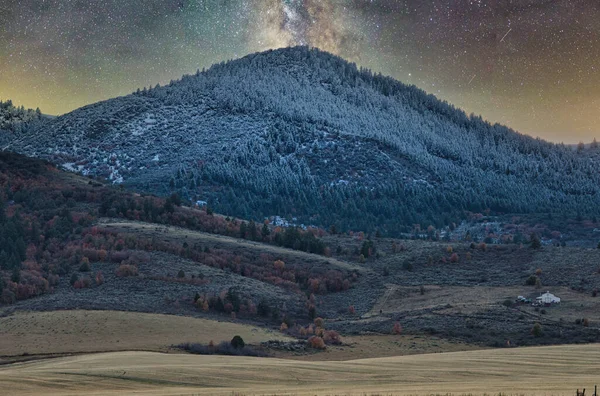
(8, 47), (600, 234)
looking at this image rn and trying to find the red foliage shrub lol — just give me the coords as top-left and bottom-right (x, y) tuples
(110, 251), (130, 263)
(307, 336), (326, 350)
(323, 330), (342, 345)
(393, 322), (402, 335)
(95, 271), (104, 285)
(1, 289), (16, 304)
(116, 264), (138, 277)
(450, 253), (459, 263)
(348, 305), (356, 315)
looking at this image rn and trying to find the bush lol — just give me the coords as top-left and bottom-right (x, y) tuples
(274, 260), (285, 270)
(177, 341), (265, 357)
(314, 317), (324, 328)
(348, 305), (356, 315)
(95, 271), (104, 285)
(1, 289), (16, 304)
(230, 335), (245, 349)
(531, 323), (543, 337)
(502, 299), (513, 308)
(116, 264), (138, 277)
(393, 322), (402, 335)
(308, 305), (316, 320)
(323, 330), (342, 345)
(70, 273), (78, 286)
(402, 260), (413, 271)
(177, 269), (186, 278)
(257, 299), (270, 317)
(360, 240), (375, 258)
(530, 233), (542, 249)
(525, 275), (538, 286)
(74, 278), (91, 289)
(449, 253), (459, 263)
(79, 257), (91, 272)
(307, 336), (326, 350)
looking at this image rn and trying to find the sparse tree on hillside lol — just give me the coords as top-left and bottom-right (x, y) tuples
(532, 323), (543, 337)
(393, 322), (402, 335)
(530, 233), (541, 249)
(230, 335), (245, 349)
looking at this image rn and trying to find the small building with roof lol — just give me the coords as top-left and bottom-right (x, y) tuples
(536, 291), (561, 305)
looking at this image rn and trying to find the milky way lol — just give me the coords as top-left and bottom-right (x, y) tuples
(251, 0), (362, 57)
(1, 0), (600, 143)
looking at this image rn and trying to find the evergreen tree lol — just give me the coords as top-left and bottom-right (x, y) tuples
(11, 266), (20, 283)
(261, 223), (270, 239)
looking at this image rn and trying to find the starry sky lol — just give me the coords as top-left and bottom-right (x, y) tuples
(1, 0), (599, 143)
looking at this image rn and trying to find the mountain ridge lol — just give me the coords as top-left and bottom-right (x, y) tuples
(6, 46), (600, 235)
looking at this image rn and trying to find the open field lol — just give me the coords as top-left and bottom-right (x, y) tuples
(368, 284), (600, 325)
(286, 333), (481, 361)
(0, 310), (290, 358)
(2, 344), (600, 395)
(0, 310), (478, 362)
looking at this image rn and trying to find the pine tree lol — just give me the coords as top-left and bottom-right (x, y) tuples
(248, 220), (257, 240)
(261, 223), (270, 239)
(11, 266), (20, 283)
(530, 233), (541, 249)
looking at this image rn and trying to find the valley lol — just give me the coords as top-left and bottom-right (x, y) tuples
(0, 151), (599, 361)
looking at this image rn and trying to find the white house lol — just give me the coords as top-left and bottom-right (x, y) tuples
(537, 291), (561, 305)
(195, 200), (208, 208)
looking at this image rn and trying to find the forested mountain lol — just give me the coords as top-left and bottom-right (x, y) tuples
(0, 100), (43, 134)
(7, 47), (600, 235)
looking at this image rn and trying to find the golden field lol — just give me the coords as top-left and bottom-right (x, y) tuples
(1, 344), (599, 395)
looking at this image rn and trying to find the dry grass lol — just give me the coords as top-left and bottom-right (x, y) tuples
(282, 334), (481, 361)
(0, 310), (290, 357)
(1, 344), (600, 395)
(366, 284), (600, 327)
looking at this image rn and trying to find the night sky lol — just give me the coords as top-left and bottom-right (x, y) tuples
(1, 0), (599, 143)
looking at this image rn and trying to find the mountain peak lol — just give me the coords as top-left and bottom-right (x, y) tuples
(5, 49), (599, 235)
